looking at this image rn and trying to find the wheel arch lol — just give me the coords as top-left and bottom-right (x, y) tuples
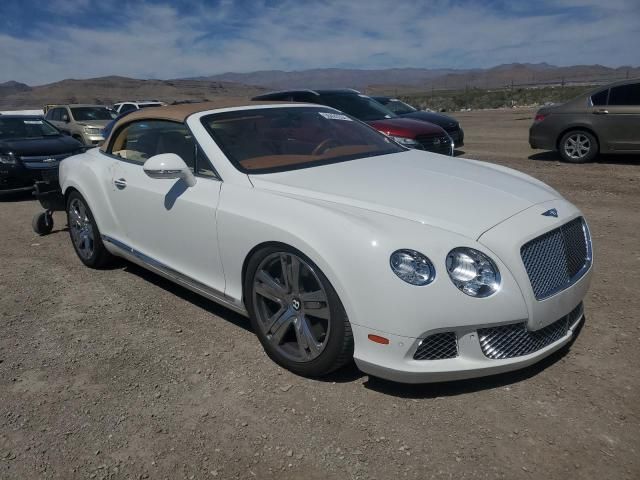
(241, 241), (286, 295)
(63, 185), (81, 204)
(240, 240), (347, 314)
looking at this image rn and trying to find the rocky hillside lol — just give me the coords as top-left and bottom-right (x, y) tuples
(192, 63), (640, 90)
(0, 77), (264, 109)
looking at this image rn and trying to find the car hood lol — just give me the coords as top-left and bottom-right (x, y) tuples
(400, 111), (458, 129)
(0, 135), (82, 156)
(249, 150), (560, 239)
(367, 117), (445, 137)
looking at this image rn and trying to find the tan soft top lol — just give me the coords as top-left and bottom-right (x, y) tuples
(100, 99), (296, 151)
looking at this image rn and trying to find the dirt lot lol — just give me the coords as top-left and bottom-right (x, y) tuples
(1, 108), (639, 479)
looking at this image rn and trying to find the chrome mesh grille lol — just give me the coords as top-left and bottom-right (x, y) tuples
(521, 217), (590, 300)
(478, 303), (583, 360)
(414, 332), (458, 360)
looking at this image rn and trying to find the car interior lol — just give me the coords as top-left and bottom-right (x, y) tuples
(204, 109), (397, 171)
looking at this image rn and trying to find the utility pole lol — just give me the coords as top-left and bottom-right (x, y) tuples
(510, 79), (514, 107)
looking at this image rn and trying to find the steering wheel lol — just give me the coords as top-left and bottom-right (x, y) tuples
(312, 138), (339, 156)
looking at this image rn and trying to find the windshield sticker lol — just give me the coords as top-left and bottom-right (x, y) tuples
(24, 120), (44, 124)
(319, 112), (352, 121)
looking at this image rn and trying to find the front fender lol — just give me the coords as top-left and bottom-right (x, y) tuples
(218, 184), (528, 339)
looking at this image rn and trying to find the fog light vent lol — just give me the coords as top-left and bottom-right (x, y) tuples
(413, 332), (458, 360)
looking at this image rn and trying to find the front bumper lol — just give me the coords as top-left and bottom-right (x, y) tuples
(353, 302), (585, 383)
(448, 128), (464, 148)
(1, 167), (52, 192)
(349, 200), (592, 384)
(82, 133), (105, 146)
(1, 162), (60, 193)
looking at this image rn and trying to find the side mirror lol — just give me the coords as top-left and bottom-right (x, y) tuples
(143, 153), (196, 187)
(62, 114), (70, 123)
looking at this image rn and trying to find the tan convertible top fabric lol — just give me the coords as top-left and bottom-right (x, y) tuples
(100, 99), (295, 151)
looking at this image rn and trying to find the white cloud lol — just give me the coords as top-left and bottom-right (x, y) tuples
(1, 0), (638, 84)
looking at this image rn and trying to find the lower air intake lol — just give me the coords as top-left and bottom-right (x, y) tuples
(478, 303), (583, 360)
(414, 332), (458, 360)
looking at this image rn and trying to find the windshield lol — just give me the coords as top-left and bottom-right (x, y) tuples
(0, 118), (60, 139)
(70, 107), (117, 121)
(382, 99), (417, 115)
(202, 107), (404, 174)
(320, 94), (397, 122)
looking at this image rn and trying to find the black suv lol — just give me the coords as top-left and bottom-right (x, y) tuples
(371, 96), (464, 147)
(0, 115), (83, 194)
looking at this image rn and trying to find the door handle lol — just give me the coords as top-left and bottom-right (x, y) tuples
(114, 178), (127, 189)
(593, 109), (609, 115)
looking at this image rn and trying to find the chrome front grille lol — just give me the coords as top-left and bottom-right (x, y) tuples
(478, 303), (583, 360)
(20, 152), (71, 169)
(521, 217), (591, 300)
(414, 332), (458, 360)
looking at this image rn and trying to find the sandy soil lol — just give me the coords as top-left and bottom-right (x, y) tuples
(1, 108), (639, 479)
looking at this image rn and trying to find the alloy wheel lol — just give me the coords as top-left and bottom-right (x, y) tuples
(564, 133), (591, 161)
(252, 252), (331, 362)
(68, 198), (95, 260)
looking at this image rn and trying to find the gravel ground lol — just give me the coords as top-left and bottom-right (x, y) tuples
(1, 108), (639, 479)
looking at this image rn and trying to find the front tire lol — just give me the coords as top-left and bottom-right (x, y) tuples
(559, 130), (598, 163)
(66, 191), (113, 268)
(244, 245), (353, 377)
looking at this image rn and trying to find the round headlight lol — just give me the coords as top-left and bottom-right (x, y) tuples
(446, 248), (500, 297)
(390, 249), (435, 286)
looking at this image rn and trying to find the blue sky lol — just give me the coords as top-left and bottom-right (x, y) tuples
(0, 0), (638, 85)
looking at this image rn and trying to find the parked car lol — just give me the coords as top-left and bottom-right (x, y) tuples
(45, 104), (117, 146)
(113, 101), (166, 114)
(0, 115), (82, 193)
(372, 96), (464, 147)
(529, 79), (640, 163)
(59, 101), (592, 383)
(252, 89), (454, 156)
(101, 109), (136, 140)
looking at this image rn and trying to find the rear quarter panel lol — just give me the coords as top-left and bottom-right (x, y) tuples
(59, 148), (120, 237)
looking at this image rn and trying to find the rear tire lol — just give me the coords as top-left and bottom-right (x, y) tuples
(244, 245), (353, 378)
(66, 191), (113, 268)
(559, 130), (598, 163)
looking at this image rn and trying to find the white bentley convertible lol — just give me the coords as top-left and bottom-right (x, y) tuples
(59, 101), (593, 383)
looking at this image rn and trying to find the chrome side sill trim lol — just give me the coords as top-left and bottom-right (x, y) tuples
(102, 234), (248, 316)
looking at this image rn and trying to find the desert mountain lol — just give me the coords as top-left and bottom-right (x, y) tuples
(0, 76), (264, 109)
(1, 63), (638, 110)
(192, 63), (640, 90)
